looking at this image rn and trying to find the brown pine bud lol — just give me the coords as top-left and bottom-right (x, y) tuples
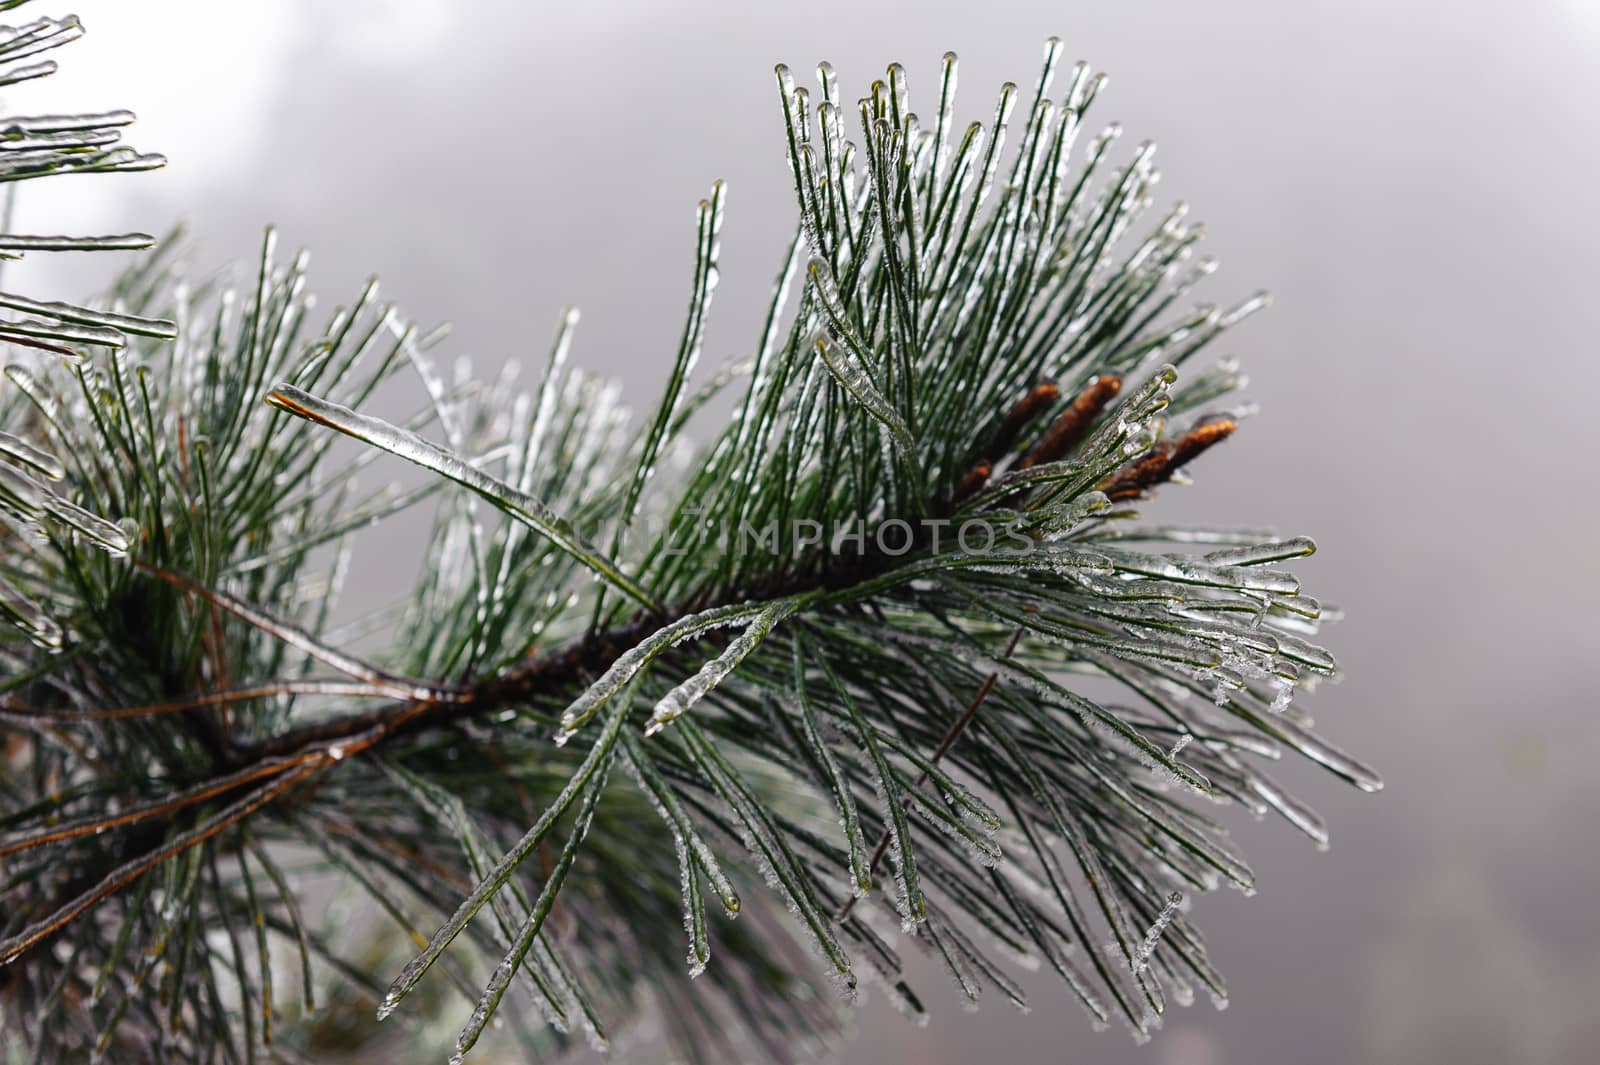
(1100, 414), (1237, 501)
(1019, 374), (1122, 469)
(985, 381), (1060, 462)
(953, 461), (993, 503)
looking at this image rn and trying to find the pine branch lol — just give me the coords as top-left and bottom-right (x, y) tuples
(0, 28), (1382, 1065)
(0, 3), (171, 658)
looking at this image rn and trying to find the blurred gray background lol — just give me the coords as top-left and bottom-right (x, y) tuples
(12, 1), (1598, 1062)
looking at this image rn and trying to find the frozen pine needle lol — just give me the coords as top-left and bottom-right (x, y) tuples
(0, 27), (1378, 1065)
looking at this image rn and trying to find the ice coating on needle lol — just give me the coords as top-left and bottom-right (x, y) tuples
(645, 594), (805, 736)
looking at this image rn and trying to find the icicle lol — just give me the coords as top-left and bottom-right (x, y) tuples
(556, 601), (773, 740)
(0, 574), (63, 651)
(931, 52), (958, 188)
(1204, 537), (1316, 567)
(806, 313), (919, 467)
(266, 383), (659, 613)
(0, 431), (64, 480)
(0, 292), (176, 340)
(1246, 771), (1331, 849)
(0, 461), (131, 556)
(645, 595), (804, 735)
(1104, 547), (1301, 595)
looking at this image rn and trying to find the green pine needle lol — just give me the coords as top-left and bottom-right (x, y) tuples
(0, 16), (1379, 1064)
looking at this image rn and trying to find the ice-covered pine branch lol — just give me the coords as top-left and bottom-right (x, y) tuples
(0, 31), (1379, 1065)
(0, 3), (172, 651)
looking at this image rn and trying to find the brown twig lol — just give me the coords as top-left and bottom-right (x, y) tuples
(0, 755), (314, 859)
(135, 561), (469, 709)
(0, 679), (394, 724)
(0, 763), (324, 966)
(837, 622), (1027, 922)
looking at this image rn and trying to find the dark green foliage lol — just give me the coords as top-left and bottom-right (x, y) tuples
(0, 22), (1378, 1065)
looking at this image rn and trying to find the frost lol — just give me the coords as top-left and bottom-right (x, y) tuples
(1261, 713), (1384, 793)
(620, 741), (724, 976)
(1078, 706), (1206, 796)
(907, 793), (1002, 868)
(1131, 891), (1184, 973)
